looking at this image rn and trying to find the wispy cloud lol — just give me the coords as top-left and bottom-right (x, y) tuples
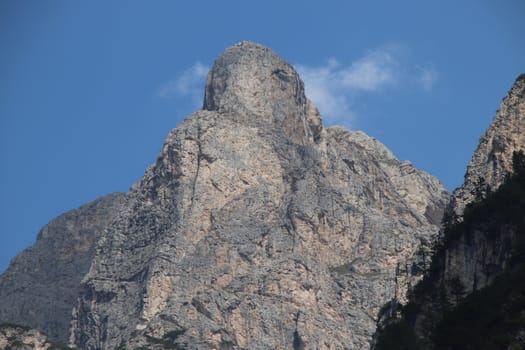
(296, 47), (399, 125)
(158, 62), (209, 108)
(339, 49), (399, 91)
(157, 48), (438, 126)
(296, 46), (439, 126)
(417, 64), (439, 91)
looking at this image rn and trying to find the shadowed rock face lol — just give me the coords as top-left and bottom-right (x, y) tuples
(0, 42), (449, 350)
(0, 193), (128, 342)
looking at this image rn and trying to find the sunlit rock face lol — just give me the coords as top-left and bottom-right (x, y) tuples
(387, 75), (525, 349)
(204, 41), (306, 118)
(0, 324), (57, 350)
(0, 42), (449, 350)
(452, 75), (525, 215)
(203, 41), (316, 145)
(445, 75), (525, 300)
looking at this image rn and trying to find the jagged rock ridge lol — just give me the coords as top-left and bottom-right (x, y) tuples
(453, 74), (525, 215)
(373, 74), (525, 350)
(446, 75), (525, 294)
(0, 41), (449, 350)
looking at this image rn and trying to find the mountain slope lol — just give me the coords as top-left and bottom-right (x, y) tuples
(374, 74), (525, 350)
(453, 74), (525, 215)
(0, 193), (128, 342)
(0, 42), (448, 350)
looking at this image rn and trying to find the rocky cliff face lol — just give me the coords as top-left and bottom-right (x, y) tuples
(445, 75), (525, 294)
(453, 74), (525, 215)
(0, 193), (128, 342)
(0, 323), (77, 350)
(0, 42), (449, 350)
(373, 74), (525, 350)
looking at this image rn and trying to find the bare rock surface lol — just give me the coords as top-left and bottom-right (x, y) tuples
(0, 42), (449, 349)
(443, 75), (525, 297)
(0, 193), (128, 343)
(0, 324), (51, 350)
(391, 75), (525, 348)
(453, 74), (525, 215)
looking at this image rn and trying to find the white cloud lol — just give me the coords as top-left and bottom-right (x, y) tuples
(158, 62), (209, 107)
(296, 60), (353, 123)
(296, 47), (400, 125)
(339, 50), (399, 91)
(157, 49), (439, 126)
(417, 65), (439, 91)
(296, 46), (439, 126)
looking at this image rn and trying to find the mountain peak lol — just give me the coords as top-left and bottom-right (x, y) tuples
(453, 74), (525, 214)
(203, 41), (307, 119)
(0, 42), (449, 350)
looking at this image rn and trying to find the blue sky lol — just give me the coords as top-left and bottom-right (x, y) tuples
(1, 0), (524, 272)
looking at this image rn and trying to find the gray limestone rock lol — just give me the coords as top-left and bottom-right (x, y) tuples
(443, 75), (525, 297)
(0, 193), (128, 343)
(453, 74), (525, 215)
(0, 324), (52, 350)
(394, 75), (525, 347)
(203, 41), (315, 145)
(0, 42), (449, 350)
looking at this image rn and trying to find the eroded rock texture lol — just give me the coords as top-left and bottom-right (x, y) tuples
(444, 75), (525, 295)
(381, 75), (525, 349)
(0, 324), (52, 350)
(453, 74), (525, 215)
(0, 193), (128, 342)
(0, 42), (449, 349)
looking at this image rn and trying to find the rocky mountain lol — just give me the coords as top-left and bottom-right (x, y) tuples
(0, 193), (129, 342)
(0, 42), (449, 349)
(452, 74), (525, 215)
(0, 323), (72, 350)
(444, 74), (525, 294)
(374, 74), (525, 350)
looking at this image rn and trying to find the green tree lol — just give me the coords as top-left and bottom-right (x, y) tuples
(375, 320), (422, 350)
(448, 276), (467, 305)
(512, 150), (525, 179)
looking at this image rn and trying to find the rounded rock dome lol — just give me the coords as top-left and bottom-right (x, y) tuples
(203, 41), (307, 119)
